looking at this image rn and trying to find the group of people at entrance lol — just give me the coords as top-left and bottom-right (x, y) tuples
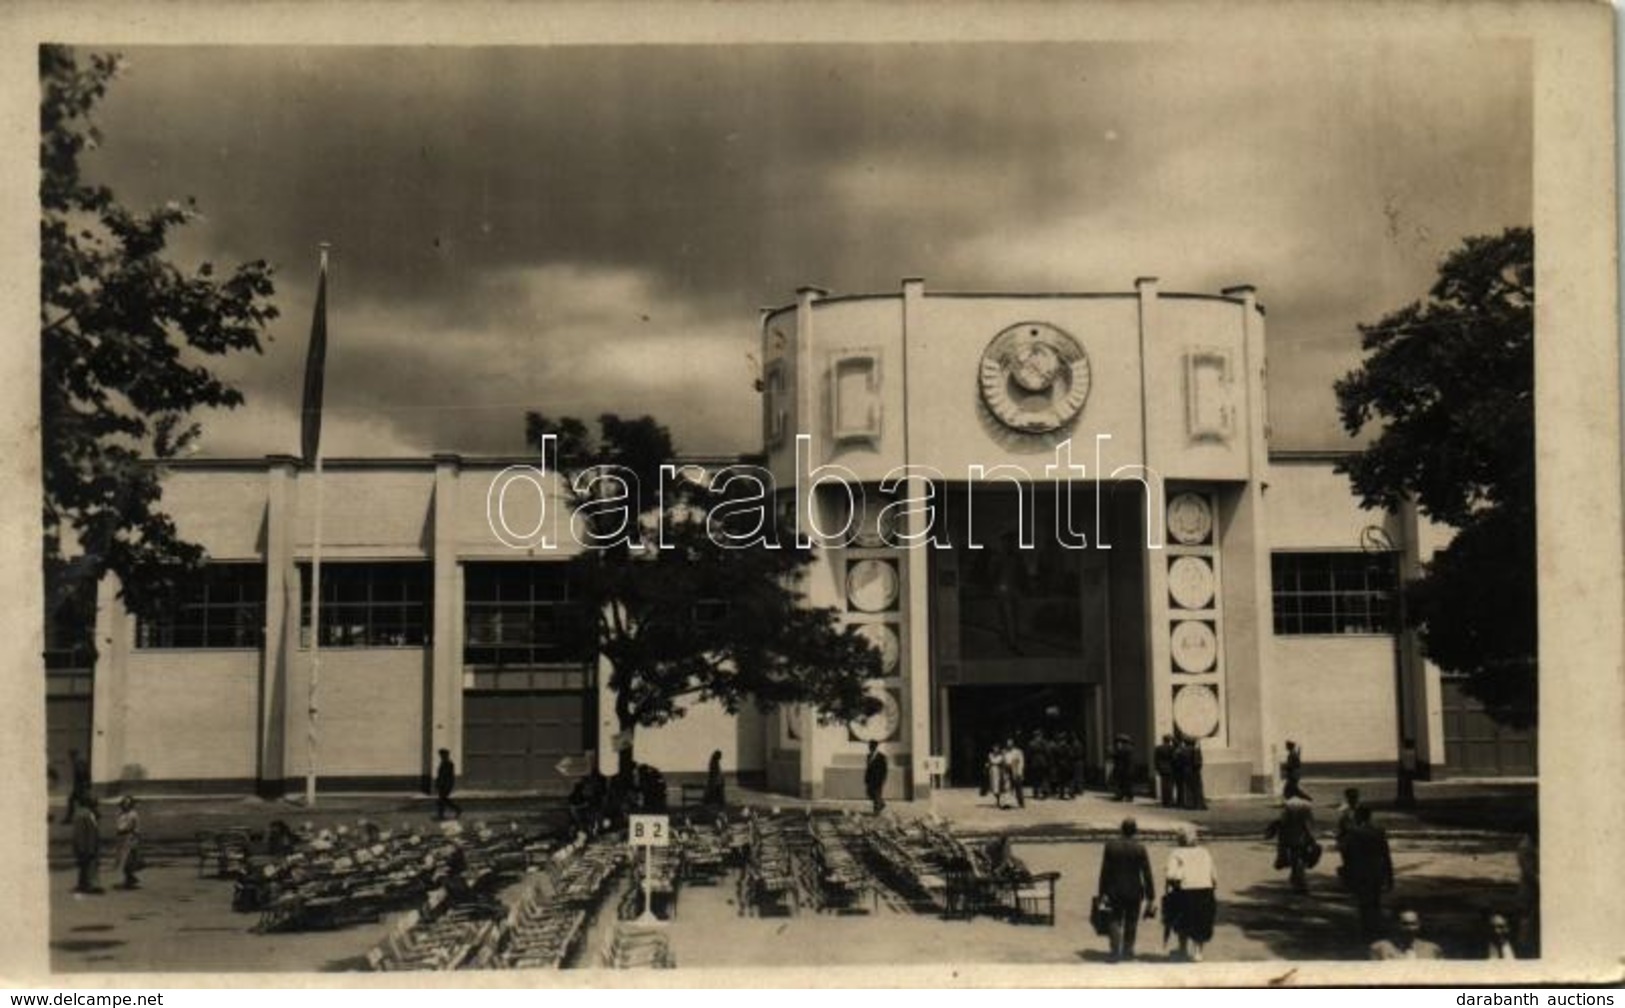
(1093, 819), (1217, 962)
(981, 729), (1087, 808)
(1148, 733), (1207, 809)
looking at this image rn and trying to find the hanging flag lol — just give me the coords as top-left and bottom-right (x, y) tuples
(300, 248), (329, 463)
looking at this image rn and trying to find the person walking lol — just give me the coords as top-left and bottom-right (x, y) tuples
(1339, 805), (1394, 940)
(1110, 733), (1136, 802)
(703, 749), (727, 808)
(1281, 739), (1312, 801)
(864, 740), (888, 814)
(987, 743), (1009, 809)
(1267, 793), (1318, 894)
(1096, 817), (1156, 962)
(1003, 737), (1026, 809)
(71, 795), (102, 895)
(434, 748), (462, 821)
(1369, 908), (1443, 960)
(112, 795), (143, 890)
(1153, 735), (1177, 808)
(1163, 826), (1218, 962)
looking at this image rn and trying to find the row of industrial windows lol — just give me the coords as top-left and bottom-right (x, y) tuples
(95, 550), (1399, 656)
(127, 563), (592, 666)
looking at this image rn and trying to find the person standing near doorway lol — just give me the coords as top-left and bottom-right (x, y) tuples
(1184, 737), (1208, 811)
(1003, 737), (1026, 809)
(1153, 734), (1177, 807)
(1110, 734), (1136, 802)
(434, 748), (462, 821)
(864, 740), (888, 814)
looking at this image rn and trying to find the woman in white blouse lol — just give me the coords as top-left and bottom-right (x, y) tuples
(1164, 826), (1218, 961)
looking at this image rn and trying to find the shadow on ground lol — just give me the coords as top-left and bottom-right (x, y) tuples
(1224, 871), (1521, 961)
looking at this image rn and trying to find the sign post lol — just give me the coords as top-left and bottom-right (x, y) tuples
(921, 755), (947, 817)
(628, 813), (669, 924)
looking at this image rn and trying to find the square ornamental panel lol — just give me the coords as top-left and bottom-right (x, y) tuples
(829, 349), (882, 446)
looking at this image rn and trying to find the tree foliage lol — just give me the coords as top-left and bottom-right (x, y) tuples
(40, 45), (278, 621)
(524, 413), (882, 753)
(1335, 227), (1535, 726)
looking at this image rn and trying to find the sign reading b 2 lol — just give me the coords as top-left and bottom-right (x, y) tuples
(628, 814), (670, 848)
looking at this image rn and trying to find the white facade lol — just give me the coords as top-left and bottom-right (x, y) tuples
(48, 279), (1517, 797)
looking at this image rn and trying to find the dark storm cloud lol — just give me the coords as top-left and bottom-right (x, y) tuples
(81, 41), (1530, 456)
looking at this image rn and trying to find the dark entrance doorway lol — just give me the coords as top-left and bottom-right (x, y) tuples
(944, 683), (1097, 787)
(930, 482), (1148, 786)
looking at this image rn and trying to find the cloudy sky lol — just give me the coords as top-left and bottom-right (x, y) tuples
(79, 40), (1530, 457)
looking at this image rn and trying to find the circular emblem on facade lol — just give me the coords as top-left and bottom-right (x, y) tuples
(1172, 684), (1221, 739)
(1167, 492), (1214, 545)
(850, 684), (902, 743)
(1168, 555), (1217, 611)
(856, 622), (901, 674)
(1170, 619), (1219, 673)
(851, 495), (897, 548)
(846, 558), (900, 613)
(978, 322), (1092, 433)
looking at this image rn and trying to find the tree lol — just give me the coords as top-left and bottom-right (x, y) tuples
(525, 413), (882, 765)
(40, 45), (278, 624)
(1334, 227), (1535, 727)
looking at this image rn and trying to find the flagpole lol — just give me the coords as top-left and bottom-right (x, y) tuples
(306, 243), (330, 808)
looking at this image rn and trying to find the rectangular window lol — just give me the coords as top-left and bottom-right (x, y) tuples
(137, 563), (266, 649)
(463, 563), (593, 669)
(300, 563), (431, 648)
(1271, 551), (1397, 635)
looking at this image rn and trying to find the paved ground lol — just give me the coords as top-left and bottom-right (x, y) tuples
(45, 778), (1531, 974)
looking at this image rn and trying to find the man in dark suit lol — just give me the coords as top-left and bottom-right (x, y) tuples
(1096, 817), (1156, 962)
(864, 740), (888, 814)
(1110, 734), (1136, 802)
(1153, 735), (1176, 807)
(434, 748), (462, 821)
(1339, 805), (1394, 940)
(1185, 738), (1208, 810)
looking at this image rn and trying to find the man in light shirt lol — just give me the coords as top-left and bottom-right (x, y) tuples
(1370, 908), (1443, 960)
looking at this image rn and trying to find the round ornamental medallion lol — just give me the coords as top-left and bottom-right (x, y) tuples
(856, 622), (901, 674)
(1170, 619), (1219, 674)
(850, 684), (902, 743)
(1172, 684), (1221, 739)
(1168, 555), (1217, 611)
(846, 558), (900, 613)
(1167, 492), (1214, 545)
(978, 322), (1092, 433)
